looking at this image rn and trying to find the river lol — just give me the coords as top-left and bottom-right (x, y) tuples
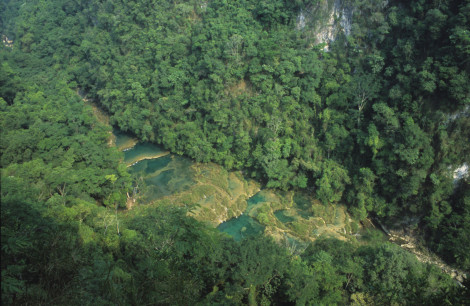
(83, 93), (466, 283)
(115, 131), (358, 243)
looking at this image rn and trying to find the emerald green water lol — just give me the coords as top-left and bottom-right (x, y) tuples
(114, 129), (137, 150)
(293, 194), (311, 219)
(128, 155), (172, 175)
(217, 215), (265, 241)
(274, 210), (295, 223)
(116, 131), (195, 202)
(124, 143), (167, 165)
(129, 155), (195, 202)
(115, 131), (345, 242)
(112, 124), (356, 244)
(247, 192), (266, 208)
(216, 192), (267, 241)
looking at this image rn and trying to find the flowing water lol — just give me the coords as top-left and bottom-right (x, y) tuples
(123, 138), (196, 201)
(114, 128), (138, 151)
(105, 121), (467, 282)
(124, 142), (169, 166)
(247, 192), (266, 205)
(274, 210), (295, 223)
(114, 130), (355, 243)
(217, 215), (265, 241)
(217, 191), (267, 240)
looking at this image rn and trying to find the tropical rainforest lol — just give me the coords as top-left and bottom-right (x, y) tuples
(1, 0), (469, 304)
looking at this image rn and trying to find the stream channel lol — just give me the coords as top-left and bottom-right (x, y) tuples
(117, 132), (468, 284)
(119, 131), (265, 240)
(115, 130), (356, 243)
(84, 92), (467, 283)
(84, 88), (466, 282)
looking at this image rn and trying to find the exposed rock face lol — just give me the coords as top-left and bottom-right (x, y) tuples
(338, 0), (352, 36)
(444, 104), (470, 128)
(453, 163), (469, 181)
(443, 105), (469, 183)
(296, 0), (353, 50)
(2, 35), (13, 48)
(296, 11), (307, 30)
(381, 219), (468, 286)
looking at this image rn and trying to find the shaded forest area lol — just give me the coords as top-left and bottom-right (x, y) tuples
(1, 0), (469, 304)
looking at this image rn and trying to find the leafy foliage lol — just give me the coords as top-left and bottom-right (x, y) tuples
(1, 0), (469, 304)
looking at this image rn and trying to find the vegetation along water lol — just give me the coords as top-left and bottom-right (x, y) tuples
(1, 0), (469, 304)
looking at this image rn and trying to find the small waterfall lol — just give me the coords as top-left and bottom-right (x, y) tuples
(453, 163), (469, 182)
(296, 11), (306, 30)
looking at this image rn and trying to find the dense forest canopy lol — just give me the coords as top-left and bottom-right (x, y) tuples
(1, 0), (469, 304)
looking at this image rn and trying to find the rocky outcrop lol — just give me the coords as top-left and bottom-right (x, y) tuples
(296, 0), (353, 50)
(453, 163), (469, 181)
(380, 220), (468, 286)
(2, 35), (13, 48)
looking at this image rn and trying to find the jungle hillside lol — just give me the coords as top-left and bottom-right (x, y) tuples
(1, 0), (469, 304)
